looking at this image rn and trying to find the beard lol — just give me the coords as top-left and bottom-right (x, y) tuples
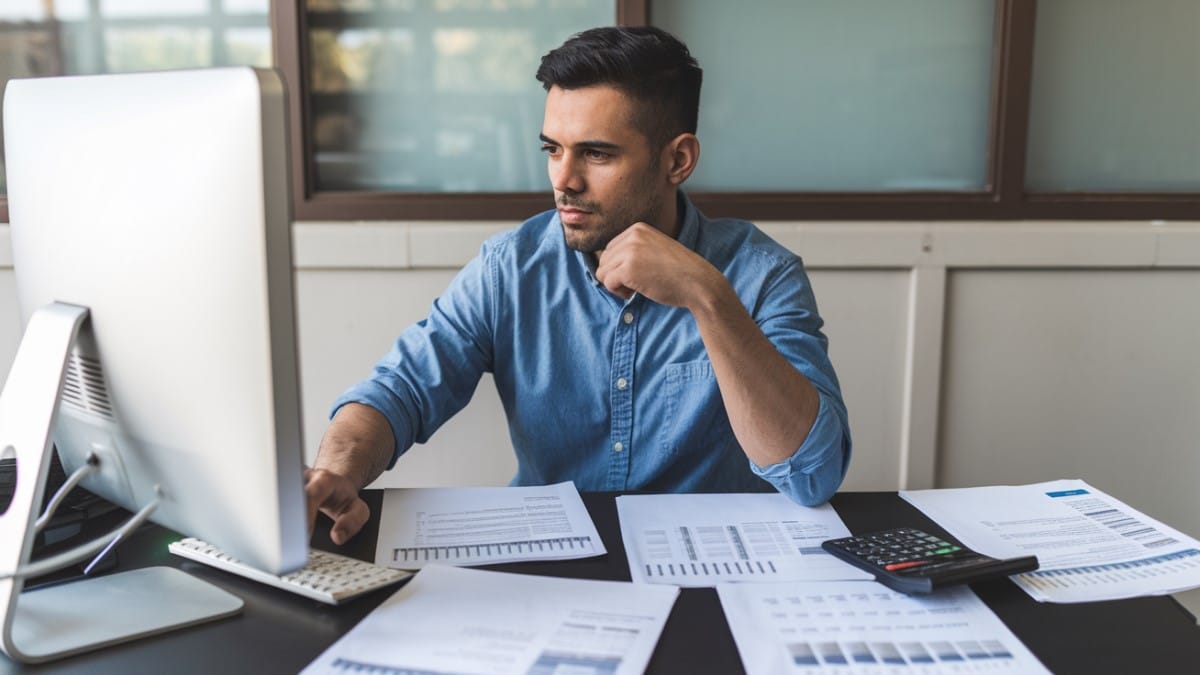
(558, 197), (629, 253)
(557, 171), (665, 253)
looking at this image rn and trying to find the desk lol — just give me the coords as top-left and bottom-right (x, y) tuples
(4, 491), (1200, 674)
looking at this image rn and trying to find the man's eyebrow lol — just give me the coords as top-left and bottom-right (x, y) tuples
(539, 133), (621, 151)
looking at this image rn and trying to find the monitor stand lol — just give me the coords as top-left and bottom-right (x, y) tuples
(0, 303), (243, 664)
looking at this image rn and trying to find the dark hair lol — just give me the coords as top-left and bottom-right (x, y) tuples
(536, 26), (702, 149)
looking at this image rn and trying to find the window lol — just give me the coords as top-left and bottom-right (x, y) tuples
(0, 0), (271, 209)
(303, 1), (610, 194)
(4, 0), (1198, 222)
(1024, 0), (1200, 193)
(279, 0), (615, 220)
(656, 0), (995, 193)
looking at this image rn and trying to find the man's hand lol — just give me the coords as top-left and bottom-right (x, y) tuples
(305, 467), (370, 546)
(594, 222), (723, 309)
(598, 221), (823, 472)
(306, 402), (395, 545)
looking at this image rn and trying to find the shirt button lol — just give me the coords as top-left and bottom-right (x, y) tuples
(623, 312), (634, 325)
(616, 377), (628, 390)
(614, 442), (624, 453)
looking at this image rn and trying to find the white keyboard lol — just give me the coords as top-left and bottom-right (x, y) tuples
(168, 537), (412, 605)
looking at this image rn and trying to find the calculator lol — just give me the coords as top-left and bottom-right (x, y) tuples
(821, 528), (1039, 595)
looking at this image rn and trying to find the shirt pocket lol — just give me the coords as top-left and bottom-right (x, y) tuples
(659, 358), (724, 455)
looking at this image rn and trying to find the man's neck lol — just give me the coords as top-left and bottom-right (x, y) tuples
(652, 189), (683, 240)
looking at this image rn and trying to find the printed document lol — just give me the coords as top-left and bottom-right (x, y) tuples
(617, 493), (873, 586)
(902, 479), (1200, 603)
(718, 580), (1049, 674)
(301, 565), (678, 675)
(375, 481), (604, 569)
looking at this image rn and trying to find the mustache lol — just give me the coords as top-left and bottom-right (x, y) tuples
(557, 197), (599, 212)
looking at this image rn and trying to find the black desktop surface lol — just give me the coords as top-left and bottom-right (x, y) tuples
(3, 491), (1199, 674)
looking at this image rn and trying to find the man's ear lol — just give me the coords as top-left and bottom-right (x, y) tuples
(662, 133), (700, 186)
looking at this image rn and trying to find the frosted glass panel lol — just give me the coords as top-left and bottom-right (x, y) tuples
(306, 0), (612, 193)
(0, 2), (271, 195)
(655, 0), (994, 192)
(1025, 0), (1200, 192)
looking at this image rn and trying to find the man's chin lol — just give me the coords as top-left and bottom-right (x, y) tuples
(563, 235), (602, 253)
(562, 227), (607, 253)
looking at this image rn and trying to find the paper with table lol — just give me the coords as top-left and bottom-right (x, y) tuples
(718, 579), (1049, 674)
(375, 481), (605, 569)
(301, 565), (678, 675)
(902, 479), (1200, 603)
(617, 493), (873, 586)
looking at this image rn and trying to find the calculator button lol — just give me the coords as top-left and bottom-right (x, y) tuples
(884, 561), (928, 571)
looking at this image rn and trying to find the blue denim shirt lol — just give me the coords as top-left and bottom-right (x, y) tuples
(332, 193), (851, 505)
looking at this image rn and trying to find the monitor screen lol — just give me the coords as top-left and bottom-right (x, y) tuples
(3, 67), (307, 576)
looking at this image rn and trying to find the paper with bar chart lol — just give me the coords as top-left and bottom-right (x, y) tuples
(302, 565), (678, 675)
(717, 580), (1049, 674)
(374, 481), (605, 569)
(616, 493), (873, 586)
(902, 479), (1200, 603)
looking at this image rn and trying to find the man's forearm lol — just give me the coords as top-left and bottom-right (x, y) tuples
(314, 402), (397, 489)
(589, 225), (824, 467)
(688, 281), (822, 468)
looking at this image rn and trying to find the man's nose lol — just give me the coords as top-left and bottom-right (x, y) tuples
(550, 156), (585, 195)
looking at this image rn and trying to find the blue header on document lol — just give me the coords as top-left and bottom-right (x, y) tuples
(1046, 489), (1090, 498)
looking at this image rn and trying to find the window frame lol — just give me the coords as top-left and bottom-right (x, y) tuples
(686, 0), (1200, 221)
(273, 0), (646, 222)
(3, 0), (1198, 223)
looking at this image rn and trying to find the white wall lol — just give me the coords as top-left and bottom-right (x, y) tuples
(293, 219), (1200, 547)
(3, 220), (1199, 535)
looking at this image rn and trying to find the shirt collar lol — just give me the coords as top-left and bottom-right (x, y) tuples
(673, 190), (702, 253)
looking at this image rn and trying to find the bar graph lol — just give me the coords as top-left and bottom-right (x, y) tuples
(785, 639), (1016, 668)
(1016, 548), (1200, 602)
(375, 483), (605, 569)
(389, 536), (600, 565)
(616, 494), (873, 586)
(328, 657), (456, 674)
(717, 581), (1050, 674)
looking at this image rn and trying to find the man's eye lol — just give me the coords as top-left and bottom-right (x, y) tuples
(584, 149), (609, 160)
(541, 145), (559, 155)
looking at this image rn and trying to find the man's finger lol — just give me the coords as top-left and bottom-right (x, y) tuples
(304, 471), (335, 535)
(330, 498), (370, 545)
(607, 281), (634, 299)
(595, 255), (635, 299)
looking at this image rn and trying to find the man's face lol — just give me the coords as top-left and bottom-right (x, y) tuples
(540, 85), (667, 253)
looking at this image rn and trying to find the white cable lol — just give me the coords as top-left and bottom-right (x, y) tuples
(1, 488), (161, 581)
(33, 453), (99, 533)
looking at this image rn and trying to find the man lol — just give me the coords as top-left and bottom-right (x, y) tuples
(306, 26), (851, 545)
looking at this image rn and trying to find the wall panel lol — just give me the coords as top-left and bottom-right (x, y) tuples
(294, 268), (516, 487)
(808, 269), (910, 490)
(938, 269), (1200, 539)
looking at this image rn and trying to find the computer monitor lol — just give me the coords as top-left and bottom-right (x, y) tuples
(0, 67), (307, 663)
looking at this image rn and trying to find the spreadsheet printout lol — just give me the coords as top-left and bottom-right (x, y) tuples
(375, 481), (605, 569)
(301, 565), (678, 675)
(902, 479), (1200, 603)
(616, 493), (873, 586)
(718, 580), (1049, 674)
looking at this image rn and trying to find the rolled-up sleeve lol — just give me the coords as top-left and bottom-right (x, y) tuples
(749, 393), (850, 505)
(745, 255), (852, 505)
(330, 244), (499, 468)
